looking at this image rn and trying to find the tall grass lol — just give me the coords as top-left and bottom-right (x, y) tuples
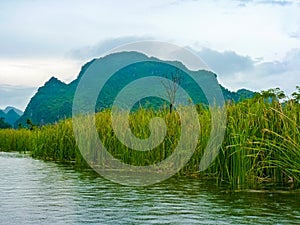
(207, 97), (300, 188)
(0, 94), (299, 188)
(0, 128), (32, 152)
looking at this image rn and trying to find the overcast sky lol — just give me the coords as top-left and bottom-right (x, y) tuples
(1, 0), (300, 110)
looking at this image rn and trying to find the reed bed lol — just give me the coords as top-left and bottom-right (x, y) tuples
(0, 93), (299, 188)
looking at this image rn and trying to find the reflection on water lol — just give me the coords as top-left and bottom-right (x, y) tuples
(0, 152), (299, 224)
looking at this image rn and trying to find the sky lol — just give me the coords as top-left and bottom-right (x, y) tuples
(0, 0), (300, 110)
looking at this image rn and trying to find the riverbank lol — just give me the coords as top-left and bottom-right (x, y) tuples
(0, 94), (299, 189)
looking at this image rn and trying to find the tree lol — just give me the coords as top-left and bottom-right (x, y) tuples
(292, 86), (300, 103)
(161, 71), (183, 113)
(260, 88), (286, 102)
(0, 117), (11, 129)
(26, 119), (35, 130)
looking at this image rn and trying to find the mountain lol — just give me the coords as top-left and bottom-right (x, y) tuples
(0, 117), (11, 129)
(16, 52), (256, 127)
(15, 77), (72, 127)
(0, 106), (23, 127)
(237, 89), (256, 99)
(3, 106), (23, 116)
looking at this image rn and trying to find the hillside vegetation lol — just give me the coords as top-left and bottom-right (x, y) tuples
(16, 52), (255, 127)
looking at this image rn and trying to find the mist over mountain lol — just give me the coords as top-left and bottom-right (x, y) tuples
(16, 52), (255, 127)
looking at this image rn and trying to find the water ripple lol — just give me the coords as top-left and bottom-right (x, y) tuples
(0, 152), (299, 225)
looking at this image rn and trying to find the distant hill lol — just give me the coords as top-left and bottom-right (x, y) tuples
(0, 106), (23, 127)
(3, 106), (23, 116)
(16, 52), (256, 127)
(0, 117), (11, 129)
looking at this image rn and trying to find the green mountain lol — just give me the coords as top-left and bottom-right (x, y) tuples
(0, 117), (11, 129)
(0, 106), (23, 127)
(4, 106), (23, 116)
(16, 52), (256, 127)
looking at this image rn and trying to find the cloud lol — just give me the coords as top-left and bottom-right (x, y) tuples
(255, 61), (287, 75)
(257, 0), (292, 6)
(236, 0), (293, 6)
(0, 1), (160, 60)
(67, 36), (153, 60)
(199, 47), (300, 95)
(168, 0), (293, 7)
(289, 26), (300, 39)
(0, 84), (37, 110)
(250, 49), (300, 78)
(198, 48), (255, 76)
(289, 33), (300, 38)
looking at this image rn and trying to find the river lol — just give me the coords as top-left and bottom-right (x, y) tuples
(0, 152), (300, 224)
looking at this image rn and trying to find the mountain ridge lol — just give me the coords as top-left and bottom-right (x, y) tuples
(16, 52), (256, 127)
(3, 106), (23, 116)
(0, 106), (23, 127)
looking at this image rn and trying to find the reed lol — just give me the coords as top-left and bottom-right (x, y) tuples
(0, 89), (299, 188)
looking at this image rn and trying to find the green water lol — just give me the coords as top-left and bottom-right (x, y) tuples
(0, 152), (299, 224)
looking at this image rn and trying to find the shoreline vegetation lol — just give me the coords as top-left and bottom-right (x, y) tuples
(0, 88), (299, 189)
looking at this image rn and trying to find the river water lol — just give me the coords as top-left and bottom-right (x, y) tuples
(0, 152), (300, 225)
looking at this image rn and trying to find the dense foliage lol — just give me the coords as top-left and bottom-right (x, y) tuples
(0, 117), (11, 129)
(1, 88), (299, 189)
